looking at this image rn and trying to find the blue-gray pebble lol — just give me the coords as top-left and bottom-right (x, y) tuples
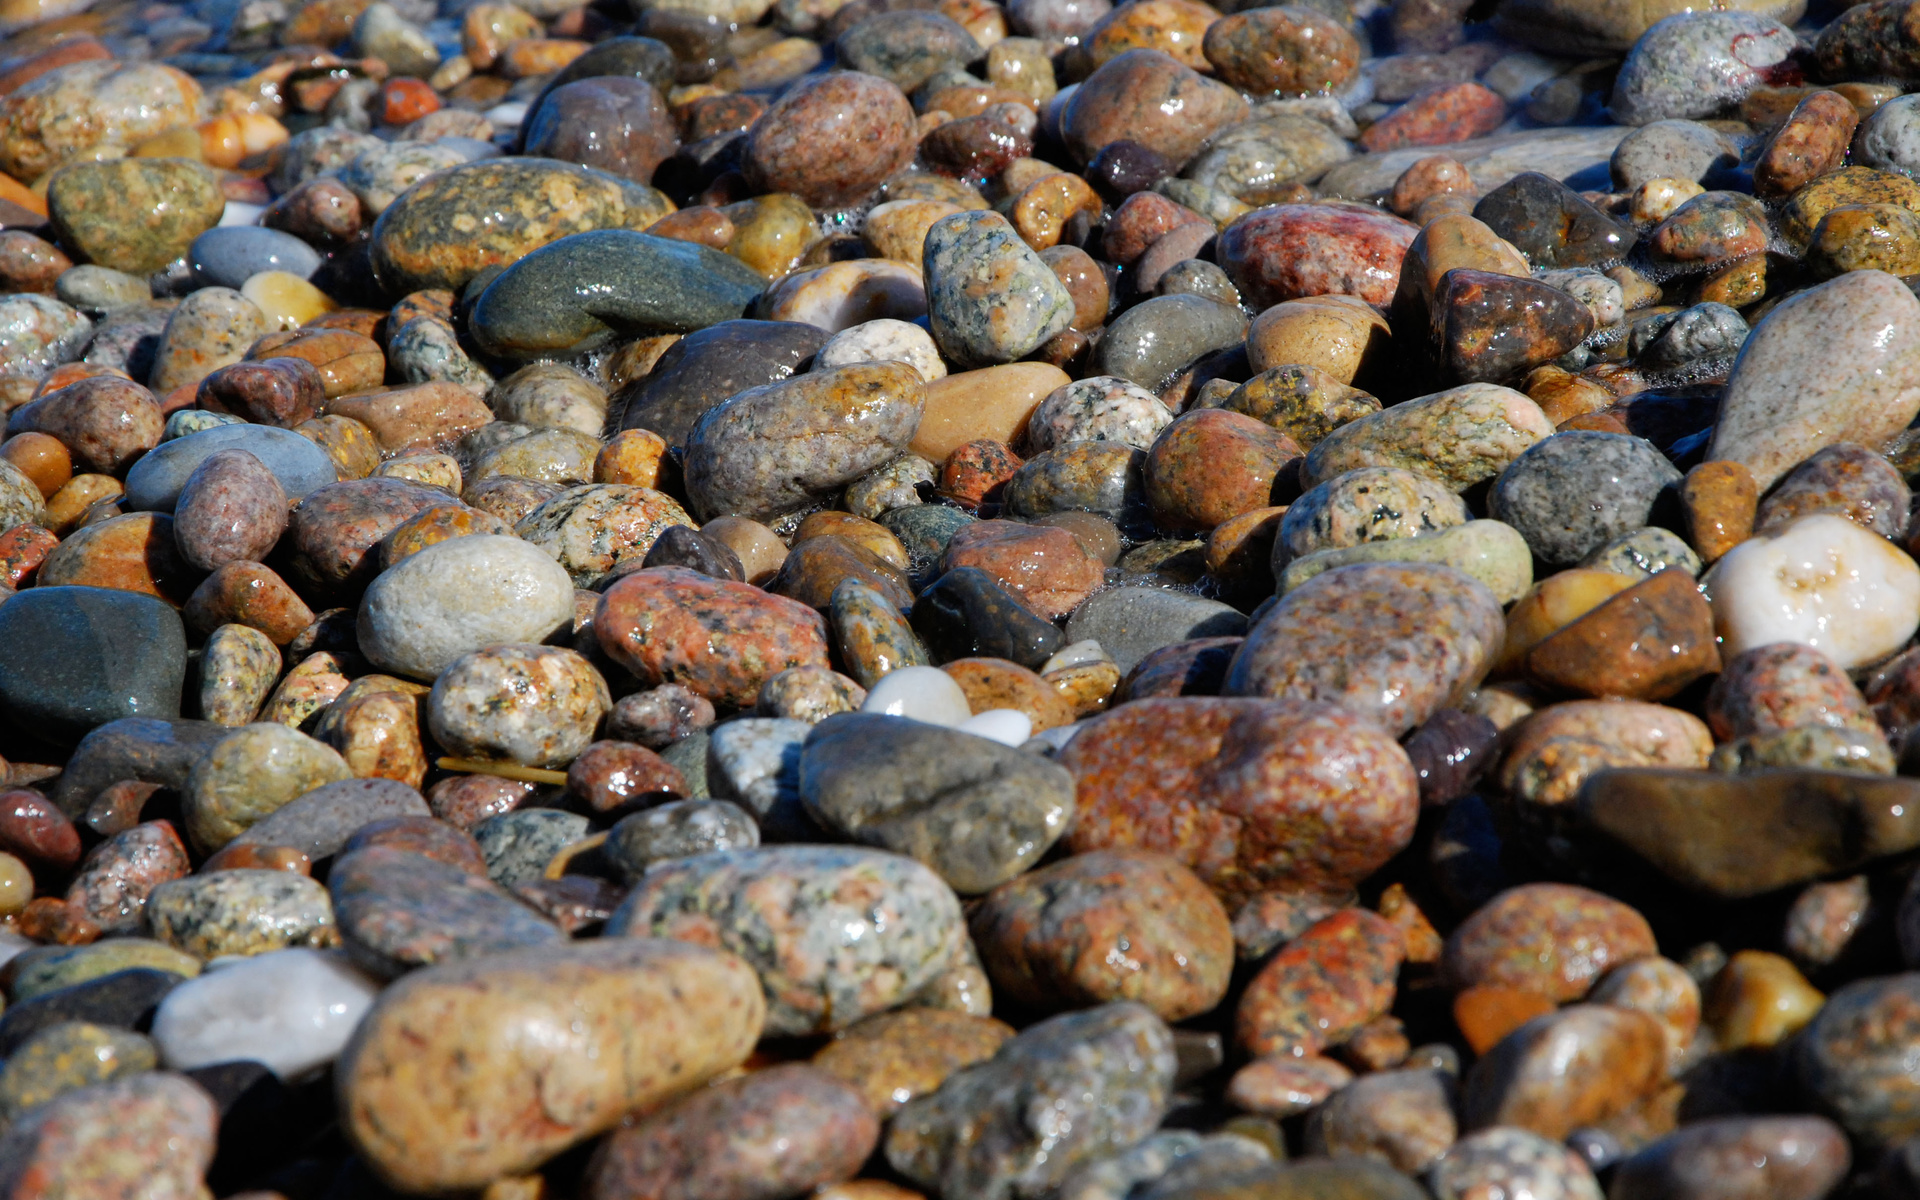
(123, 424), (338, 512)
(1487, 430), (1683, 567)
(188, 226), (323, 289)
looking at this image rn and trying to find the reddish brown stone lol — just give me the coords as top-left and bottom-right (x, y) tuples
(327, 690), (428, 788)
(1217, 203), (1420, 311)
(84, 780), (162, 838)
(325, 382), (493, 456)
(0, 230), (70, 294)
(11, 377), (163, 475)
(262, 178), (367, 252)
(64, 819), (191, 935)
(427, 774), (534, 830)
(1236, 908), (1406, 1057)
(596, 566), (832, 709)
(0, 787), (81, 874)
(1120, 636), (1244, 700)
(938, 439), (1023, 509)
(184, 560), (316, 643)
(1527, 568), (1719, 701)
(0, 523), (57, 587)
(742, 71), (917, 210)
(1103, 193), (1208, 268)
(341, 815), (487, 875)
(1460, 1004), (1670, 1139)
(585, 1065), (878, 1200)
(249, 327), (384, 398)
(0, 36), (112, 97)
(938, 519), (1103, 620)
(173, 448), (289, 572)
(378, 76), (439, 126)
(772, 536), (914, 613)
(16, 896), (100, 945)
(1061, 697), (1419, 899)
(1391, 155), (1475, 218)
(287, 477), (448, 594)
(567, 740), (686, 814)
(1203, 5), (1361, 94)
(971, 848), (1233, 1021)
(201, 841), (314, 874)
(1145, 409), (1301, 532)
(1359, 81), (1507, 152)
(811, 1008), (1014, 1118)
(1062, 48), (1249, 168)
(197, 357), (326, 428)
(1444, 883), (1657, 1002)
(1754, 90), (1858, 201)
(942, 658), (1075, 732)
(36, 513), (199, 605)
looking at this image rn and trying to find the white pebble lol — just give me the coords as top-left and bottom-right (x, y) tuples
(957, 708), (1033, 746)
(816, 319), (948, 382)
(1705, 513), (1920, 669)
(150, 948), (383, 1081)
(861, 665), (972, 726)
(483, 101), (528, 128)
(219, 201), (266, 227)
(1041, 639), (1112, 673)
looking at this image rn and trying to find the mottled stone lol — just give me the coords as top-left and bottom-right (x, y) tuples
(183, 722), (354, 854)
(1444, 883), (1655, 1001)
(1461, 1004), (1669, 1138)
(799, 712), (1074, 893)
(47, 158), (222, 278)
(1708, 270), (1920, 492)
(1430, 1127), (1604, 1200)
(338, 940), (764, 1193)
(1063, 697), (1416, 898)
(610, 844), (965, 1036)
(886, 1003), (1176, 1200)
(1302, 382), (1553, 494)
(743, 71), (917, 210)
(1217, 203), (1420, 310)
(427, 644), (608, 768)
(330, 845), (561, 976)
(1237, 908), (1406, 1056)
(597, 567), (831, 708)
(0, 1073), (216, 1200)
(146, 868), (337, 958)
(1226, 562), (1504, 737)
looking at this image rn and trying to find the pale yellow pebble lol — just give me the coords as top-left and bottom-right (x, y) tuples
(243, 270), (336, 330)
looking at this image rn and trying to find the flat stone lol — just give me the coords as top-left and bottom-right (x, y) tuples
(1065, 586), (1248, 675)
(123, 424), (338, 513)
(0, 587), (185, 744)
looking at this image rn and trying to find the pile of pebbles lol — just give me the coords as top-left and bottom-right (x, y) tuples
(11, 0), (1920, 1194)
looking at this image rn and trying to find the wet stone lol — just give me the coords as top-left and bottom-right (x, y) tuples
(1474, 172), (1636, 268)
(1489, 431), (1683, 567)
(608, 844), (966, 1036)
(799, 712), (1075, 893)
(145, 868), (338, 959)
(886, 1002), (1177, 1200)
(330, 845), (563, 977)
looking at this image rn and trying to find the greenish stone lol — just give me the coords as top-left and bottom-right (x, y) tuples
(370, 157), (675, 295)
(1301, 382), (1551, 493)
(7, 941), (203, 1005)
(47, 158), (223, 277)
(924, 210), (1074, 369)
(879, 505), (977, 587)
(469, 230), (766, 359)
(661, 729), (712, 798)
(1709, 725), (1897, 777)
(831, 579), (931, 689)
(1208, 365), (1381, 450)
(0, 1021), (157, 1121)
(145, 869), (339, 959)
(1280, 519), (1533, 604)
(1579, 525), (1702, 579)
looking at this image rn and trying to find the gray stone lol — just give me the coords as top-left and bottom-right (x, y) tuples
(0, 587), (186, 744)
(886, 1002), (1177, 1200)
(605, 799), (760, 881)
(1092, 294), (1248, 392)
(1065, 586), (1248, 675)
(1858, 95), (1920, 178)
(232, 777), (430, 860)
(707, 717), (813, 841)
(1609, 120), (1743, 190)
(188, 226), (323, 289)
(924, 210), (1074, 369)
(799, 713), (1075, 894)
(472, 808), (591, 886)
(357, 534), (577, 680)
(330, 845), (563, 978)
(1609, 13), (1795, 126)
(469, 230), (765, 359)
(123, 419), (336, 513)
(1488, 431), (1683, 567)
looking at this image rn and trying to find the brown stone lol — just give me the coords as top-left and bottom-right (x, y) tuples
(1526, 568), (1719, 701)
(942, 658), (1074, 732)
(939, 518), (1103, 619)
(36, 512), (199, 604)
(1237, 908), (1406, 1057)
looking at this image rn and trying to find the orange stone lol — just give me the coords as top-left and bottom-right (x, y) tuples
(595, 428), (669, 488)
(646, 206), (735, 251)
(1, 430), (70, 498)
(202, 842), (314, 874)
(1527, 568), (1720, 701)
(1454, 984), (1557, 1055)
(1683, 460), (1758, 564)
(34, 511), (198, 604)
(0, 523), (56, 587)
(378, 76), (440, 126)
(942, 657), (1075, 732)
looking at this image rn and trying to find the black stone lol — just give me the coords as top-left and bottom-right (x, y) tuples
(1440, 267), (1595, 385)
(49, 716), (224, 818)
(0, 968), (186, 1053)
(1087, 140), (1175, 200)
(1402, 708), (1500, 807)
(634, 10), (730, 83)
(612, 319), (827, 447)
(641, 523), (745, 580)
(515, 36), (677, 150)
(0, 587), (187, 748)
(468, 230), (766, 359)
(910, 566), (1063, 669)
(1473, 171), (1637, 268)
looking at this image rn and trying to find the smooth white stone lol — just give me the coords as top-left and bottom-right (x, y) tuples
(1705, 513), (1920, 669)
(860, 665), (972, 726)
(151, 948), (382, 1081)
(1025, 720), (1086, 755)
(0, 930), (32, 969)
(956, 708), (1032, 746)
(1040, 639), (1111, 673)
(218, 201), (266, 227)
(817, 318), (947, 382)
(483, 101), (528, 127)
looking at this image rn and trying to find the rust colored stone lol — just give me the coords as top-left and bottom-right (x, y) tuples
(1237, 907), (1406, 1057)
(1526, 568), (1719, 701)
